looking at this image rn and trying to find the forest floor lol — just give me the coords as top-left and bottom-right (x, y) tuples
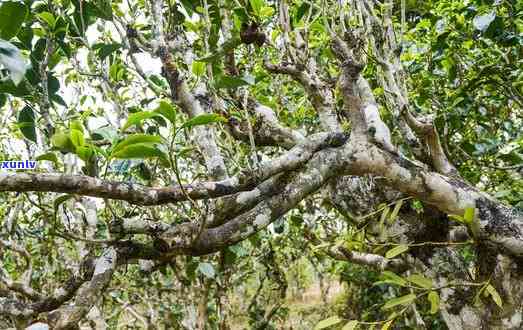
(284, 280), (344, 329)
(229, 279), (344, 329)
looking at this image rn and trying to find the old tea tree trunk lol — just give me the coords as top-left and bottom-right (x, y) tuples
(0, 0), (521, 329)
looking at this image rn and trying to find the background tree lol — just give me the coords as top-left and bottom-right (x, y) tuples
(0, 0), (521, 329)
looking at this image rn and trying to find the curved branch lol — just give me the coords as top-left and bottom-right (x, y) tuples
(347, 140), (523, 256)
(0, 133), (346, 205)
(264, 59), (341, 132)
(165, 145), (348, 255)
(0, 255), (97, 321)
(45, 248), (117, 329)
(402, 109), (457, 175)
(335, 247), (407, 272)
(227, 102), (306, 149)
(151, 0), (227, 180)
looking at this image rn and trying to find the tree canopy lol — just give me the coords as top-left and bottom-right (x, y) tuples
(0, 0), (522, 329)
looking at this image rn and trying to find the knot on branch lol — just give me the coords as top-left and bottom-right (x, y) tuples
(341, 59), (365, 77)
(126, 24), (138, 38)
(331, 33), (366, 78)
(78, 256), (96, 281)
(108, 218), (124, 235)
(264, 60), (301, 76)
(240, 22), (266, 46)
(343, 29), (365, 50)
(324, 132), (350, 148)
(158, 46), (182, 87)
(236, 168), (259, 188)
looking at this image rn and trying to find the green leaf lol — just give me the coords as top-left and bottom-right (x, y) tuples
(122, 111), (162, 131)
(381, 319), (394, 330)
(374, 280), (405, 287)
(109, 62), (126, 81)
(385, 244), (409, 259)
(214, 75), (254, 89)
(180, 0), (197, 16)
(76, 145), (94, 162)
(69, 120), (84, 133)
(0, 78), (29, 96)
(249, 0), (264, 16)
(389, 200), (403, 223)
(181, 113), (226, 129)
(37, 12), (56, 29)
(51, 132), (75, 153)
(192, 61), (206, 76)
(154, 100), (177, 125)
(462, 207), (480, 238)
(207, 0), (221, 50)
(451, 97), (464, 108)
(92, 126), (118, 142)
(486, 284), (503, 308)
(407, 274), (433, 289)
(36, 152), (59, 165)
(111, 143), (168, 161)
(428, 291), (440, 314)
(379, 205), (390, 223)
(382, 294), (417, 310)
(463, 207), (475, 223)
(379, 206), (390, 239)
(70, 129), (84, 147)
(92, 0), (113, 20)
(314, 316), (343, 329)
(260, 6), (274, 18)
(111, 134), (162, 155)
(17, 106), (36, 143)
(0, 1), (28, 40)
(342, 320), (358, 330)
(0, 39), (27, 85)
(295, 3), (310, 22)
(379, 271), (407, 287)
(94, 42), (121, 61)
(448, 214), (465, 223)
(197, 262), (215, 279)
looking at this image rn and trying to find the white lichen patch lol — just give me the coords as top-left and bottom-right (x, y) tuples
(236, 189), (261, 205)
(360, 104), (396, 153)
(124, 217), (147, 231)
(26, 322), (50, 330)
(254, 213), (270, 227)
(53, 287), (68, 298)
(421, 173), (463, 214)
(386, 162), (412, 183)
(255, 104), (278, 123)
(93, 248), (116, 276)
(502, 311), (522, 329)
(491, 236), (523, 256)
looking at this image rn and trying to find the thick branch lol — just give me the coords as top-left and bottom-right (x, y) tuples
(335, 247), (407, 272)
(160, 145), (348, 255)
(346, 140), (523, 256)
(265, 57), (341, 132)
(228, 102), (306, 149)
(46, 248), (117, 329)
(151, 0), (227, 180)
(402, 109), (457, 175)
(0, 133), (346, 205)
(0, 255), (96, 321)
